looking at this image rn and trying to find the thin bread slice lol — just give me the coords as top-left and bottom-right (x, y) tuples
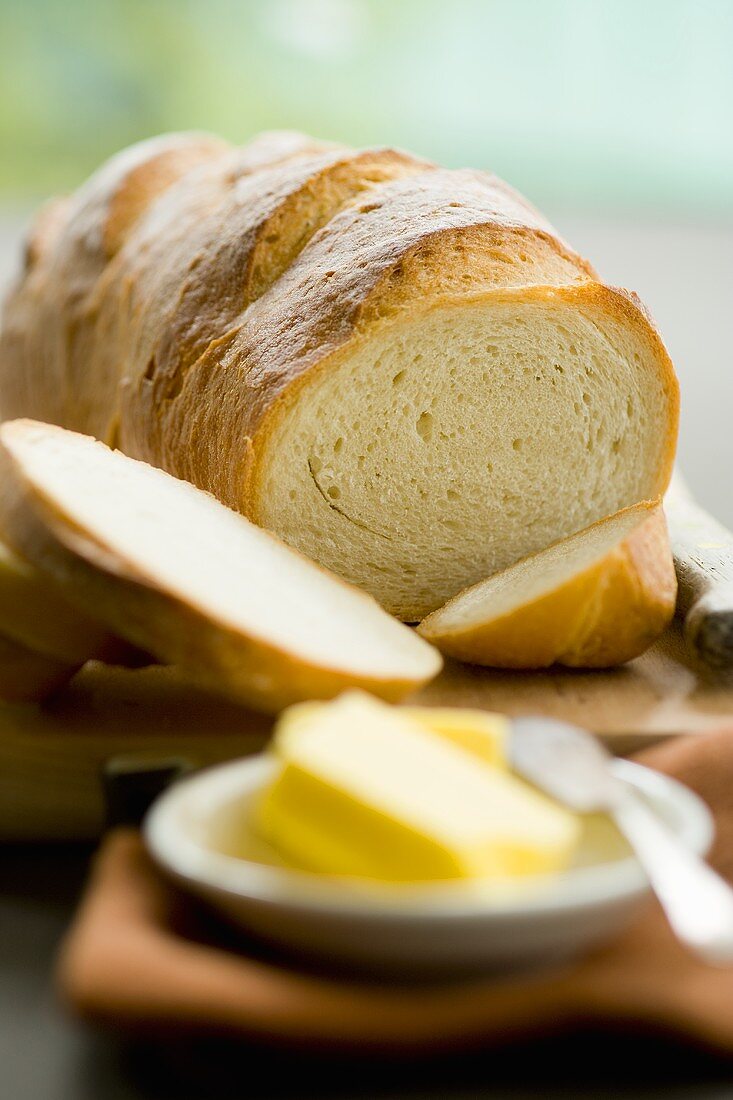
(0, 630), (78, 703)
(0, 534), (114, 663)
(0, 420), (441, 712)
(417, 502), (676, 668)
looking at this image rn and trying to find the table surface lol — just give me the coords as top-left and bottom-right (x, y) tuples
(3, 842), (733, 1100)
(1, 211), (733, 1096)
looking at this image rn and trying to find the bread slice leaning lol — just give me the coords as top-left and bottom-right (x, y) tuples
(0, 532), (146, 701)
(0, 534), (114, 663)
(0, 420), (441, 712)
(417, 501), (676, 668)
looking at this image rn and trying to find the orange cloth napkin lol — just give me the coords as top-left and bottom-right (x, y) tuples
(57, 728), (733, 1055)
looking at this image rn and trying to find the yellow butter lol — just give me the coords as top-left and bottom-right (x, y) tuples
(275, 701), (507, 768)
(401, 706), (507, 767)
(255, 692), (580, 881)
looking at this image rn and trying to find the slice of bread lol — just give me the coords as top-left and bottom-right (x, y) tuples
(0, 534), (113, 663)
(0, 630), (77, 703)
(0, 420), (441, 712)
(418, 501), (676, 668)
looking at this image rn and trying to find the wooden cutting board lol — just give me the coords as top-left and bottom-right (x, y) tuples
(3, 622), (733, 840)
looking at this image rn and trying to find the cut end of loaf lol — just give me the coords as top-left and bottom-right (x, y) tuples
(417, 500), (677, 668)
(254, 286), (678, 621)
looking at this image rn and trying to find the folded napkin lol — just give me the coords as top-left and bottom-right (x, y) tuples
(57, 728), (733, 1055)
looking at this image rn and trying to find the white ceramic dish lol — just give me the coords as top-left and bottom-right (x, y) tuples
(144, 754), (713, 978)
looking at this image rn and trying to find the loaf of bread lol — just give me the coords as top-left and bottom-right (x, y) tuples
(0, 420), (440, 712)
(0, 132), (679, 620)
(418, 501), (677, 667)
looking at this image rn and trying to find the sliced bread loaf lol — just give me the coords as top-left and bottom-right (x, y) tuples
(417, 501), (676, 668)
(0, 132), (679, 620)
(0, 420), (441, 711)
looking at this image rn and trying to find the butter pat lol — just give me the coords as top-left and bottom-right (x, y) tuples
(255, 692), (580, 881)
(276, 702), (507, 768)
(401, 706), (507, 768)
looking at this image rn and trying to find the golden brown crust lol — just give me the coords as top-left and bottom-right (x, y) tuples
(417, 501), (677, 668)
(116, 144), (433, 470)
(0, 133), (230, 433)
(563, 503), (678, 666)
(21, 196), (71, 271)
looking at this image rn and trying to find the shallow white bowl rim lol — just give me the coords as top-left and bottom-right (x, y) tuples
(144, 753), (714, 921)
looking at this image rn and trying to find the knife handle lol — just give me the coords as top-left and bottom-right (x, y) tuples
(102, 756), (194, 828)
(665, 472), (733, 670)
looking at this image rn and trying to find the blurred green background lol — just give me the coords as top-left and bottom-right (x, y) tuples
(1, 0), (732, 217)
